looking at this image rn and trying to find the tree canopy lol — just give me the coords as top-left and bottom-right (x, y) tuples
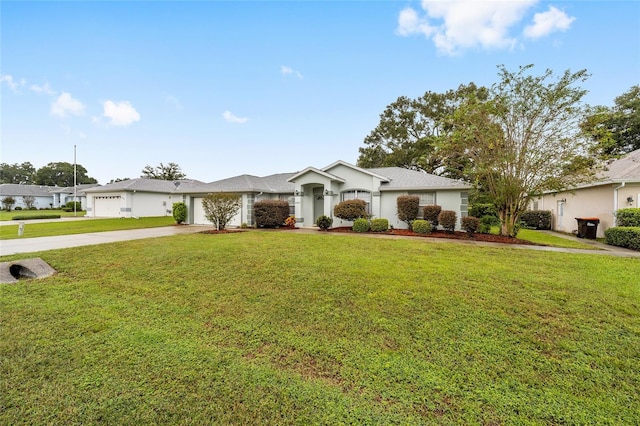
(445, 65), (595, 236)
(581, 85), (640, 158)
(34, 162), (98, 187)
(357, 84), (487, 180)
(0, 162), (36, 184)
(141, 162), (186, 180)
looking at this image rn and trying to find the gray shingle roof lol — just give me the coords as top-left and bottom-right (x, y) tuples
(0, 184), (54, 197)
(84, 178), (203, 194)
(366, 167), (472, 191)
(184, 173), (296, 194)
(599, 148), (640, 181)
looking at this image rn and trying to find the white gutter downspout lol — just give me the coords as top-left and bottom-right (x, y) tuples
(613, 182), (625, 213)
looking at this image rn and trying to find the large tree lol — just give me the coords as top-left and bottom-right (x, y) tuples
(141, 162), (186, 180)
(446, 65), (595, 237)
(357, 84), (487, 179)
(34, 162), (98, 187)
(581, 85), (640, 158)
(0, 162), (36, 184)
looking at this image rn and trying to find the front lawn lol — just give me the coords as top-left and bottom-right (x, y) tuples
(1, 232), (638, 424)
(0, 216), (175, 240)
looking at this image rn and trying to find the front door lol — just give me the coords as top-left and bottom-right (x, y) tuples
(556, 200), (565, 232)
(313, 187), (324, 222)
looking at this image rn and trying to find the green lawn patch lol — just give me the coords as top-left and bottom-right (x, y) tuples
(1, 232), (638, 424)
(0, 209), (86, 221)
(0, 216), (175, 240)
(516, 229), (600, 250)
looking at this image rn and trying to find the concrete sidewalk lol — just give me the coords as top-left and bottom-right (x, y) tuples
(0, 225), (213, 256)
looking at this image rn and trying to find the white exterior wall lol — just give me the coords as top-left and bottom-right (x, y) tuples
(379, 190), (465, 230)
(11, 195), (54, 210)
(128, 192), (173, 217)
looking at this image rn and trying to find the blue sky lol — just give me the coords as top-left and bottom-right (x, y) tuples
(2, 1), (639, 185)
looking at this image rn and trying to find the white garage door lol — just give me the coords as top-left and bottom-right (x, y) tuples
(193, 197), (242, 227)
(94, 196), (122, 217)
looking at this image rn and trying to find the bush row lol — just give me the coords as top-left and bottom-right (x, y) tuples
(616, 208), (640, 227)
(605, 227), (640, 251)
(520, 210), (552, 230)
(12, 214), (62, 220)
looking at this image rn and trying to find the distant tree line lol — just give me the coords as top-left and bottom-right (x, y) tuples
(0, 162), (97, 187)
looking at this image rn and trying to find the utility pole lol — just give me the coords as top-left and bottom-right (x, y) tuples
(74, 144), (77, 217)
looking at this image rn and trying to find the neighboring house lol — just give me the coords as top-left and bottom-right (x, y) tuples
(0, 183), (99, 209)
(82, 160), (472, 229)
(84, 179), (203, 218)
(533, 149), (640, 238)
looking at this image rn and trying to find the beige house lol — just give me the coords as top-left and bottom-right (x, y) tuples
(533, 149), (640, 238)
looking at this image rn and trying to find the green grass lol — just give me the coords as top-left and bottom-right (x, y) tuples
(0, 216), (175, 240)
(1, 231), (639, 424)
(0, 209), (86, 221)
(516, 229), (600, 250)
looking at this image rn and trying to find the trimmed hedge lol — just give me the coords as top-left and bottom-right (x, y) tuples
(316, 215), (333, 231)
(616, 208), (640, 227)
(352, 218), (370, 233)
(605, 227), (640, 251)
(254, 199), (290, 228)
(396, 195), (420, 226)
(370, 218), (389, 232)
(461, 216), (480, 235)
(12, 215), (61, 220)
(520, 210), (552, 230)
(412, 220), (432, 234)
(438, 210), (457, 233)
(334, 199), (368, 221)
(423, 205), (442, 227)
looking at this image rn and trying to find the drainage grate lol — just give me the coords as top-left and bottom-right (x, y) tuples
(1, 258), (57, 284)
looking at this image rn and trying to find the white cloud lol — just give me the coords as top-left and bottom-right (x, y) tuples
(102, 100), (141, 126)
(281, 65), (303, 79)
(222, 110), (248, 124)
(51, 92), (85, 118)
(30, 82), (57, 95)
(1, 74), (25, 92)
(397, 0), (543, 55)
(524, 6), (575, 39)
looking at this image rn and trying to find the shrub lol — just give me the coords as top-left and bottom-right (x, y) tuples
(65, 201), (82, 211)
(254, 199), (290, 228)
(29, 207), (38, 210)
(520, 210), (552, 230)
(438, 210), (457, 233)
(316, 215), (333, 231)
(605, 227), (640, 251)
(469, 204), (498, 222)
(370, 218), (389, 232)
(334, 199), (368, 221)
(284, 215), (296, 228)
(12, 214), (61, 220)
(423, 205), (442, 228)
(172, 202), (187, 224)
(201, 192), (241, 230)
(352, 218), (370, 233)
(412, 220), (432, 234)
(616, 208), (640, 227)
(396, 195), (420, 227)
(461, 216), (480, 235)
(14, 206), (22, 210)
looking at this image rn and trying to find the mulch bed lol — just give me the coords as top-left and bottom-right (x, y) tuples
(326, 226), (537, 245)
(198, 229), (246, 235)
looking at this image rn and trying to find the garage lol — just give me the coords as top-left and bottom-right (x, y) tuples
(192, 197), (242, 227)
(93, 195), (122, 217)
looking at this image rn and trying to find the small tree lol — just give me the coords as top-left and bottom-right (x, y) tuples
(22, 195), (36, 210)
(172, 202), (187, 224)
(397, 195), (420, 227)
(1, 196), (16, 211)
(201, 193), (241, 230)
(334, 199), (368, 222)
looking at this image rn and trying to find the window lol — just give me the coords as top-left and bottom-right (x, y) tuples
(412, 192), (436, 218)
(532, 200), (539, 210)
(460, 192), (468, 218)
(341, 190), (371, 214)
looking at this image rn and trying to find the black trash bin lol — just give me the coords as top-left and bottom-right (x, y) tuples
(575, 217), (599, 239)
